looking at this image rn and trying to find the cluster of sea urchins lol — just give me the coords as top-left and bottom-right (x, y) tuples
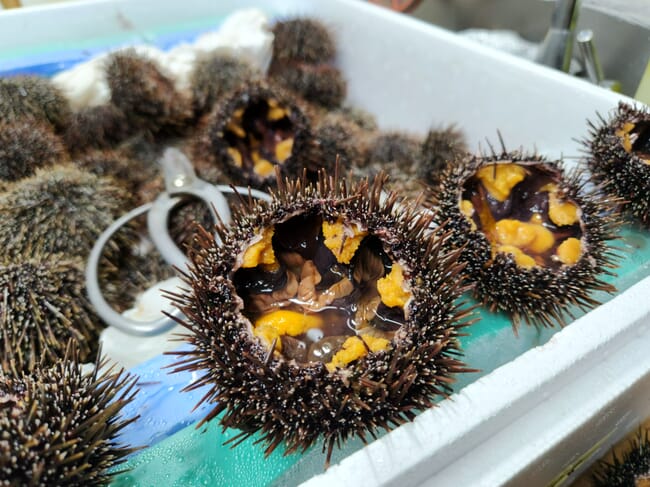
(169, 173), (473, 464)
(0, 346), (138, 486)
(433, 148), (620, 329)
(585, 101), (650, 227)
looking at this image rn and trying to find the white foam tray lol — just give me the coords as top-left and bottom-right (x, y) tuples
(2, 1), (649, 485)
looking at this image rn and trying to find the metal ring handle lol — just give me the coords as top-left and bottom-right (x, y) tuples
(146, 183), (272, 270)
(86, 203), (183, 337)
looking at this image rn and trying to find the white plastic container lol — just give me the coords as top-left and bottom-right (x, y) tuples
(1, 1), (648, 485)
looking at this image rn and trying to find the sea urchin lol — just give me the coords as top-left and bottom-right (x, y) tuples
(168, 173), (473, 464)
(585, 102), (650, 227)
(434, 148), (620, 329)
(0, 347), (138, 486)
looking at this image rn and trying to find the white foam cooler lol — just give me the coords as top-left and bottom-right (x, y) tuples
(1, 0), (648, 485)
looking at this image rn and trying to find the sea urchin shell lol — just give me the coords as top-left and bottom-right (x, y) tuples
(0, 164), (133, 260)
(434, 149), (619, 329)
(169, 173), (473, 465)
(585, 102), (650, 227)
(0, 254), (102, 374)
(0, 347), (138, 486)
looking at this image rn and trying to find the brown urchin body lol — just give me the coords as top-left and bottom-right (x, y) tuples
(0, 164), (133, 260)
(0, 254), (102, 374)
(354, 131), (425, 200)
(0, 347), (138, 486)
(169, 173), (473, 464)
(585, 102), (650, 227)
(271, 18), (335, 66)
(0, 119), (68, 182)
(106, 49), (192, 134)
(418, 126), (468, 186)
(434, 149), (620, 329)
(195, 81), (314, 189)
(0, 75), (71, 130)
(191, 53), (258, 117)
(63, 104), (131, 154)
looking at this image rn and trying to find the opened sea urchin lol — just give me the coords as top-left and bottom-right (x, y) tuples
(434, 150), (619, 329)
(169, 174), (472, 464)
(197, 82), (313, 188)
(0, 348), (138, 485)
(585, 102), (650, 227)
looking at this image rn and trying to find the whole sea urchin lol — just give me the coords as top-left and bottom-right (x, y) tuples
(585, 102), (650, 227)
(434, 149), (620, 329)
(0, 164), (133, 260)
(0, 347), (138, 486)
(169, 173), (473, 464)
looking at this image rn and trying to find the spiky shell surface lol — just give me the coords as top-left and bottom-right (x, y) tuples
(191, 53), (258, 117)
(271, 18), (335, 65)
(197, 81), (314, 189)
(0, 164), (133, 260)
(169, 173), (472, 464)
(585, 102), (650, 227)
(0, 120), (68, 182)
(0, 350), (138, 486)
(357, 131), (425, 200)
(0, 254), (101, 374)
(74, 149), (158, 199)
(106, 49), (192, 134)
(433, 150), (620, 329)
(592, 429), (650, 487)
(270, 64), (346, 110)
(308, 112), (362, 172)
(0, 75), (71, 130)
(63, 104), (130, 154)
(418, 126), (468, 186)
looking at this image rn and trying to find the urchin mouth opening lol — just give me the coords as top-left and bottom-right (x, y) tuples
(224, 97), (295, 179)
(460, 161), (584, 269)
(232, 211), (411, 370)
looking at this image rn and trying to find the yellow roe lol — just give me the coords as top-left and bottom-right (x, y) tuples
(377, 263), (411, 308)
(615, 122), (635, 153)
(325, 335), (391, 372)
(476, 164), (527, 202)
(495, 245), (536, 268)
(242, 227), (276, 268)
(556, 237), (582, 265)
(275, 138), (294, 163)
(322, 219), (367, 264)
(254, 310), (323, 352)
(495, 219), (554, 255)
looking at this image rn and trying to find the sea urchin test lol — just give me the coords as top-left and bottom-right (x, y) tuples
(169, 174), (473, 464)
(586, 102), (650, 227)
(435, 151), (620, 329)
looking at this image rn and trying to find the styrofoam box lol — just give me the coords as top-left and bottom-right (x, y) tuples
(2, 0), (650, 485)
